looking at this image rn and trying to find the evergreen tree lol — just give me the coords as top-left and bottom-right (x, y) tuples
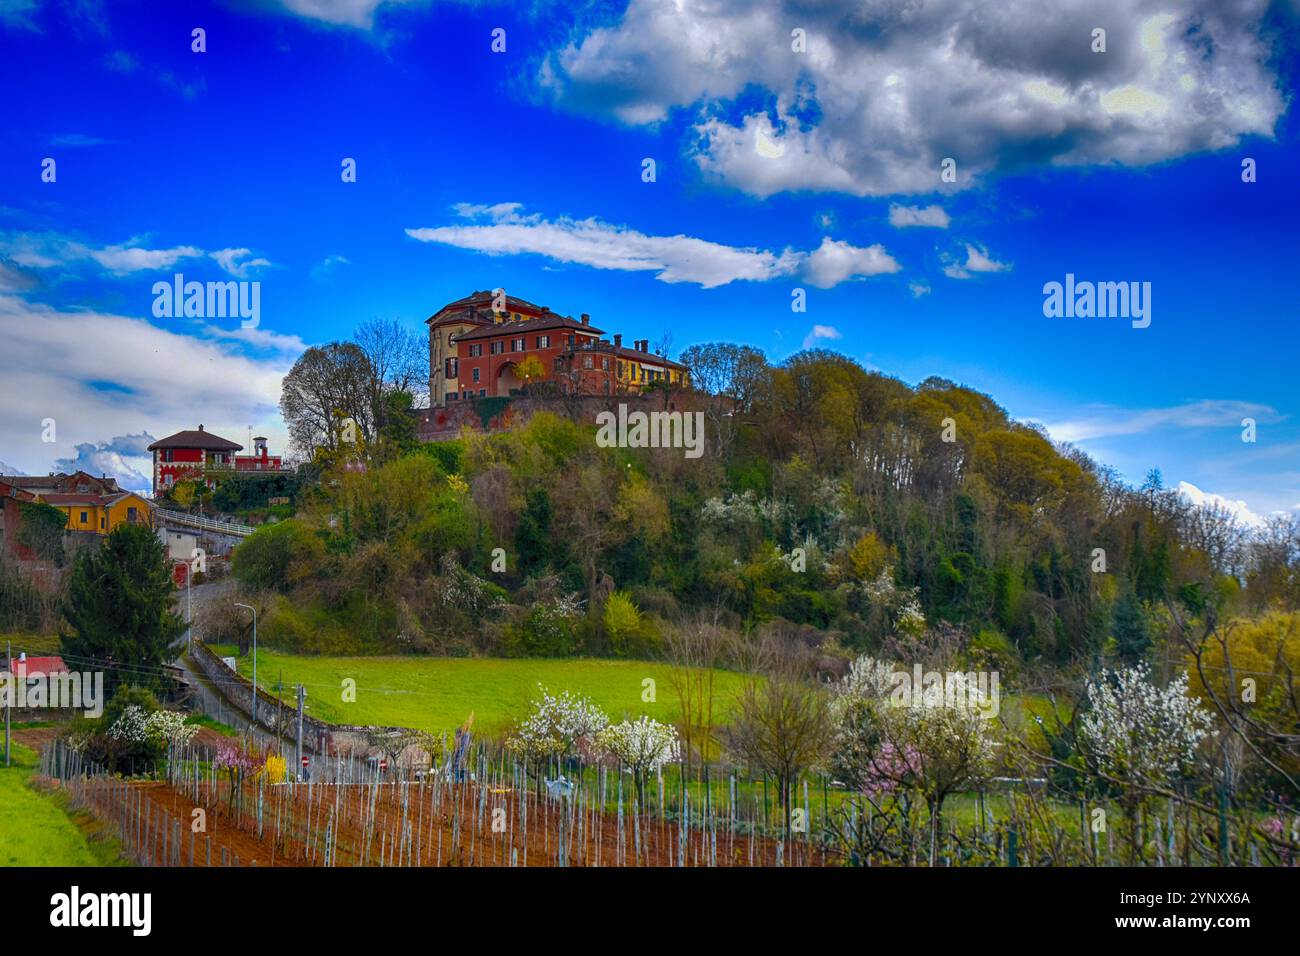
(61, 523), (184, 693)
(514, 488), (552, 573)
(1112, 587), (1151, 665)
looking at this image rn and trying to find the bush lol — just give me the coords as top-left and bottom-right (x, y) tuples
(232, 519), (325, 592)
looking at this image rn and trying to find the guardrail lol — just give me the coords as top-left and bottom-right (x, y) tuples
(154, 508), (255, 537)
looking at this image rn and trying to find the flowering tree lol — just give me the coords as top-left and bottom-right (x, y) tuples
(214, 740), (264, 810)
(506, 686), (609, 769)
(598, 716), (680, 807)
(1079, 664), (1215, 861)
(832, 655), (997, 864)
(106, 704), (199, 774)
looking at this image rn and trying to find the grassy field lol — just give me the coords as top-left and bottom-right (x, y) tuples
(209, 646), (749, 736)
(0, 743), (128, 867)
(0, 632), (62, 656)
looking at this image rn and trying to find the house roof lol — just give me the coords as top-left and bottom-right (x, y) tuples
(454, 314), (604, 342)
(8, 656), (69, 674)
(611, 346), (688, 371)
(148, 427), (242, 452)
(426, 290), (552, 325)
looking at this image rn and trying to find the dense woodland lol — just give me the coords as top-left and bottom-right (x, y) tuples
(209, 342), (1298, 680)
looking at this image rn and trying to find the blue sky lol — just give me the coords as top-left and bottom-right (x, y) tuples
(0, 0), (1297, 520)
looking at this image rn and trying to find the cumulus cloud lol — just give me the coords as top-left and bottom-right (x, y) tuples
(54, 434), (156, 493)
(310, 254), (351, 281)
(407, 203), (899, 289)
(942, 243), (1010, 279)
(889, 204), (951, 229)
(803, 237), (899, 288)
(1178, 481), (1265, 528)
(802, 324), (843, 349)
(542, 0), (1286, 197)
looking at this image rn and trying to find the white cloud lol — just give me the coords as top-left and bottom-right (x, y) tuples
(407, 204), (899, 289)
(542, 0), (1285, 197)
(1177, 481), (1264, 528)
(0, 230), (273, 278)
(54, 434), (156, 493)
(909, 280), (932, 298)
(0, 294), (291, 490)
(889, 204), (951, 229)
(942, 243), (1010, 279)
(272, 0), (396, 29)
(1043, 399), (1277, 444)
(802, 324), (842, 349)
(210, 248), (273, 278)
(803, 237), (900, 288)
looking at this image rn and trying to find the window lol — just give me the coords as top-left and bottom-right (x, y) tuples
(445, 357), (458, 377)
(512, 337), (525, 352)
(601, 357), (610, 371)
(491, 341), (504, 355)
(469, 344), (483, 357)
(162, 449), (174, 462)
(127, 506), (138, 522)
(583, 355), (593, 369)
(617, 361), (624, 378)
(77, 482), (89, 493)
(479, 388), (486, 397)
(80, 511), (88, 523)
(472, 367), (480, 383)
(100, 517), (106, 529)
(536, 335), (550, 349)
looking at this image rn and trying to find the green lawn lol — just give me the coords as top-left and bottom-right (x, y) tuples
(0, 744), (128, 867)
(209, 646), (747, 736)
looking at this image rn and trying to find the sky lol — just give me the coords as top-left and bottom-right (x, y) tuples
(0, 0), (1297, 521)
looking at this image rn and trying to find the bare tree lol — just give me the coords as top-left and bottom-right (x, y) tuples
(354, 316), (430, 420)
(664, 603), (729, 776)
(721, 638), (834, 837)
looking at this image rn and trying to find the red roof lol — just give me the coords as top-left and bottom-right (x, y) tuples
(148, 426), (242, 452)
(454, 314), (604, 342)
(10, 656), (69, 674)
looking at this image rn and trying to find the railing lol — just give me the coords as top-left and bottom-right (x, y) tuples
(153, 508), (255, 537)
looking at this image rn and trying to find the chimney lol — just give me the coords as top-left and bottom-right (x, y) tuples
(198, 424), (204, 431)
(580, 313), (590, 326)
(614, 334), (622, 349)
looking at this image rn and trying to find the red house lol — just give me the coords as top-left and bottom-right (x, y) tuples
(147, 425), (243, 497)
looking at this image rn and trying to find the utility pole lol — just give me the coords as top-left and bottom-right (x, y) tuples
(296, 684), (305, 781)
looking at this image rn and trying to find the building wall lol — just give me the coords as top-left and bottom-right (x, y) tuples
(455, 328), (603, 399)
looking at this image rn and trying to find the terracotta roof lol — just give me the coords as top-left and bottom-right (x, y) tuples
(454, 314), (604, 342)
(611, 346), (688, 371)
(38, 493), (111, 506)
(8, 656), (68, 674)
(426, 290), (552, 324)
(147, 428), (242, 452)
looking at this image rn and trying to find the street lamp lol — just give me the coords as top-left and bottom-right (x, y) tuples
(234, 603), (258, 723)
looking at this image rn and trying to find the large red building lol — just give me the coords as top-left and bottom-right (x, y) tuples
(427, 291), (690, 404)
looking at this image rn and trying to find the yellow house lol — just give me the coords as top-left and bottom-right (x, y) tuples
(39, 491), (153, 536)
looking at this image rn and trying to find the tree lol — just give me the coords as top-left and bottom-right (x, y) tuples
(280, 342), (375, 456)
(1079, 664), (1215, 862)
(514, 354), (547, 389)
(1112, 587), (1150, 665)
(598, 716), (679, 809)
(354, 316), (429, 426)
(61, 524), (184, 695)
(832, 655), (997, 864)
(722, 645), (835, 837)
